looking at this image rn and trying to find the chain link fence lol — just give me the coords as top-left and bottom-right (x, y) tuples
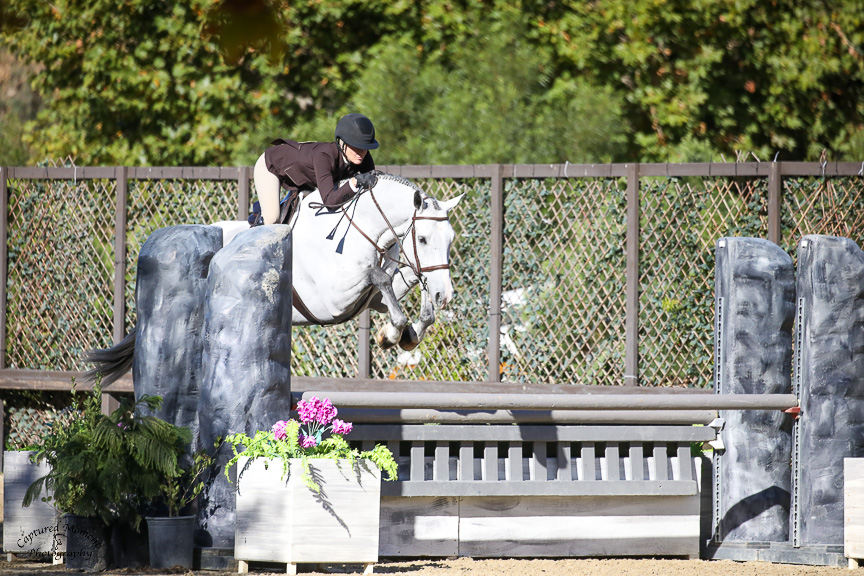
(2, 164), (863, 391)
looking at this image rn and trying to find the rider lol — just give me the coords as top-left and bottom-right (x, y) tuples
(249, 113), (380, 226)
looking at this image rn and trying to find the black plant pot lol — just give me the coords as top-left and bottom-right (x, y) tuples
(146, 516), (195, 569)
(110, 520), (149, 568)
(64, 514), (110, 571)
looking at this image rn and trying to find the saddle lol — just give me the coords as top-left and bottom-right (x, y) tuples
(248, 192), (300, 227)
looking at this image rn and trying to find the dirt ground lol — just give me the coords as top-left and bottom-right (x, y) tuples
(0, 557), (860, 576)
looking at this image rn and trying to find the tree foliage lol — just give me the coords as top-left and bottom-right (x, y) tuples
(1, 0), (861, 165)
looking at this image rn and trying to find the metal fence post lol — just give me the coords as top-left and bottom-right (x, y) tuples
(0, 167), (8, 371)
(358, 310), (371, 379)
(624, 163), (640, 386)
(238, 165), (250, 221)
(488, 165), (504, 382)
(768, 162), (782, 245)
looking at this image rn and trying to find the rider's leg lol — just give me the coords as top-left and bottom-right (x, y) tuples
(253, 153), (281, 225)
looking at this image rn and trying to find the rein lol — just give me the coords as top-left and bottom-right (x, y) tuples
(293, 184), (450, 326)
(344, 187), (451, 285)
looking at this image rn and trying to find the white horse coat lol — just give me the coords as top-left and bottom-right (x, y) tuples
(212, 173), (463, 349)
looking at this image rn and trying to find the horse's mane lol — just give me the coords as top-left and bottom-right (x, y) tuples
(336, 171), (439, 208)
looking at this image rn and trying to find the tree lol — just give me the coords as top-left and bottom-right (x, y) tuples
(537, 0), (864, 161)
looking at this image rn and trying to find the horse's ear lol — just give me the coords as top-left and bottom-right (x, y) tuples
(439, 193), (465, 212)
(414, 190), (422, 210)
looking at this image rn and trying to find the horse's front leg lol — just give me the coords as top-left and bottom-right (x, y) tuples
(398, 289), (435, 351)
(368, 266), (408, 349)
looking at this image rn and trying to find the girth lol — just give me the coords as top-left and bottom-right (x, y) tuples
(292, 285), (374, 326)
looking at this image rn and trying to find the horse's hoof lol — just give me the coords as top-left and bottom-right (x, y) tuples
(399, 327), (419, 351)
(376, 326), (398, 350)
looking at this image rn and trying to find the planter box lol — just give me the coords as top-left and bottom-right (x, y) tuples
(2, 451), (61, 558)
(234, 457), (381, 569)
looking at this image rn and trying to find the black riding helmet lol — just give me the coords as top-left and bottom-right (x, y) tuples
(335, 113), (379, 150)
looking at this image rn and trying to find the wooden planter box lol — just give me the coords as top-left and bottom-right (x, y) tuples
(234, 457), (381, 573)
(2, 450), (61, 558)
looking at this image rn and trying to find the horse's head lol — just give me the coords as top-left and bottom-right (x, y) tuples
(406, 190), (464, 309)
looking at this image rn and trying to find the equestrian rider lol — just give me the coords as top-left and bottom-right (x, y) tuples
(249, 113), (380, 226)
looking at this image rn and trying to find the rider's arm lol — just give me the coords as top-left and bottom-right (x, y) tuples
(313, 152), (354, 206)
(315, 151), (375, 206)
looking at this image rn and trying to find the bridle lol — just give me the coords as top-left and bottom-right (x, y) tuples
(325, 185), (451, 292)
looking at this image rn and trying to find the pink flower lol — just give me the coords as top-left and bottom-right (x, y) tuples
(297, 397), (319, 423)
(331, 419), (353, 435)
(272, 420), (288, 441)
(316, 398), (337, 425)
(300, 434), (318, 448)
(296, 397), (338, 425)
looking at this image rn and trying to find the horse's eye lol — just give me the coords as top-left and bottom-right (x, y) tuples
(419, 237), (427, 245)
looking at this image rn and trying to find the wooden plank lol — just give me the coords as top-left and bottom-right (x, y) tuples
(603, 444), (621, 481)
(357, 310), (371, 379)
(625, 162), (640, 386)
(767, 162), (782, 245)
(382, 480), (698, 498)
(579, 443), (596, 481)
(627, 445), (645, 481)
(0, 370), (133, 392)
(113, 166), (128, 345)
(237, 165), (250, 221)
(507, 443), (523, 481)
(410, 442), (424, 482)
(334, 408), (718, 425)
(457, 494), (700, 558)
(483, 443), (498, 481)
(434, 442), (449, 481)
(291, 375), (714, 395)
(349, 424), (717, 443)
(379, 496), (459, 557)
(300, 390), (795, 411)
(675, 445), (693, 481)
(8, 166), (116, 179)
(652, 444), (669, 481)
(487, 164), (503, 382)
(557, 443), (572, 481)
(0, 167), (7, 370)
(459, 442), (474, 481)
(532, 442), (547, 481)
(846, 459), (864, 559)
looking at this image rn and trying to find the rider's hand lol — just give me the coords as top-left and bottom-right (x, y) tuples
(355, 171), (378, 190)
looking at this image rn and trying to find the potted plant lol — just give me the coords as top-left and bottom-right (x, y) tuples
(145, 442), (217, 570)
(225, 396), (397, 573)
(24, 382), (191, 571)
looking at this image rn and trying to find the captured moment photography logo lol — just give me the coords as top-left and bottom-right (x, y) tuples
(15, 519), (102, 561)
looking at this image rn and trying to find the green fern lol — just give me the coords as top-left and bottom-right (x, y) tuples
(24, 378), (196, 529)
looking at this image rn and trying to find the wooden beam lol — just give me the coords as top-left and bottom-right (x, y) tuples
(624, 163), (640, 386)
(488, 164), (504, 382)
(113, 166), (128, 344)
(301, 390), (797, 412)
(0, 167), (8, 370)
(768, 162), (782, 245)
(237, 165), (250, 221)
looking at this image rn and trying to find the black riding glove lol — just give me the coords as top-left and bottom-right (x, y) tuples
(355, 171), (378, 190)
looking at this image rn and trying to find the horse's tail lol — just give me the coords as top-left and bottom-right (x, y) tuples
(82, 325), (136, 386)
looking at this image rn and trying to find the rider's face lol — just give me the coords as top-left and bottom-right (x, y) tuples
(343, 143), (367, 165)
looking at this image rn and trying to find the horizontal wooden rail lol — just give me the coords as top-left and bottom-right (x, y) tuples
(303, 391), (798, 412)
(338, 408), (718, 425)
(349, 424), (717, 442)
(382, 480), (698, 498)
